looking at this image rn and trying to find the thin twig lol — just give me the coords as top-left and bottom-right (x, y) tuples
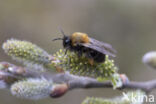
(51, 73), (156, 93)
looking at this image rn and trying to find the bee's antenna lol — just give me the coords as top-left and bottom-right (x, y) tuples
(52, 38), (63, 41)
(58, 27), (66, 37)
(52, 27), (66, 41)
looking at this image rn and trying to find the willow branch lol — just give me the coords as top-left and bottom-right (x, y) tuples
(0, 61), (156, 98)
(51, 73), (156, 93)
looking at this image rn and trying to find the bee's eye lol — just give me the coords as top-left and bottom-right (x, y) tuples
(64, 38), (71, 44)
(65, 39), (70, 43)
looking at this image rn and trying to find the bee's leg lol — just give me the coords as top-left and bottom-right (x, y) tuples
(87, 49), (95, 58)
(77, 52), (81, 57)
(76, 45), (83, 57)
(64, 46), (70, 55)
(55, 66), (64, 73)
(64, 49), (71, 65)
(86, 50), (95, 65)
(77, 50), (83, 57)
(65, 49), (68, 55)
(88, 58), (94, 66)
(94, 53), (105, 63)
(63, 49), (70, 65)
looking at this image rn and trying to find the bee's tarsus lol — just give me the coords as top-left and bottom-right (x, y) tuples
(64, 46), (70, 55)
(65, 49), (68, 55)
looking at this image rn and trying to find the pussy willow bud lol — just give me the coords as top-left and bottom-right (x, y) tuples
(0, 71), (18, 88)
(11, 78), (53, 100)
(0, 62), (26, 76)
(2, 39), (55, 71)
(52, 49), (121, 88)
(0, 62), (20, 87)
(142, 51), (156, 69)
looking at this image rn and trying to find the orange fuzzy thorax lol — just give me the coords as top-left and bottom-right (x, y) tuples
(71, 32), (90, 46)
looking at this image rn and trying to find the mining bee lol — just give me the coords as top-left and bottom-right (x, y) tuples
(53, 29), (116, 65)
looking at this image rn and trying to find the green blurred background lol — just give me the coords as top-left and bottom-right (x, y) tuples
(0, 0), (156, 104)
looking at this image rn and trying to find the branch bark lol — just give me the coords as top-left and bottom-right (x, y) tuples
(51, 73), (156, 94)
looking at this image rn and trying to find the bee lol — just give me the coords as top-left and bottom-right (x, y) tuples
(53, 29), (116, 65)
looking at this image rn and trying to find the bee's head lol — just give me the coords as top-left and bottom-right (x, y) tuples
(53, 28), (71, 48)
(63, 36), (71, 48)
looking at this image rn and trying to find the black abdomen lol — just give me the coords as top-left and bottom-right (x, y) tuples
(87, 49), (105, 63)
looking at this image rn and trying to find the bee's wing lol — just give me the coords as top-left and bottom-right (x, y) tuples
(80, 38), (117, 57)
(90, 38), (117, 54)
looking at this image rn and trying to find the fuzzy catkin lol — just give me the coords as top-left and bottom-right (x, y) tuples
(11, 78), (53, 100)
(53, 49), (121, 88)
(82, 90), (145, 104)
(143, 51), (156, 69)
(2, 39), (53, 71)
(3, 39), (50, 64)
